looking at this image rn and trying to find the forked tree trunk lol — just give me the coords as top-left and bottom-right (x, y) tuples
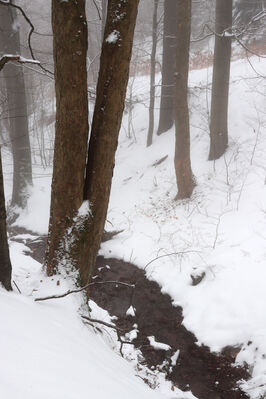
(0, 4), (32, 209)
(46, 0), (89, 275)
(147, 0), (159, 147)
(0, 149), (12, 290)
(208, 0), (232, 161)
(157, 0), (177, 136)
(72, 0), (139, 285)
(174, 0), (195, 200)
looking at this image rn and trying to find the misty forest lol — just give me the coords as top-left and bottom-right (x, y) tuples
(0, 0), (266, 398)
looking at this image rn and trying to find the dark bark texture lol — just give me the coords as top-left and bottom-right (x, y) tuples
(0, 4), (32, 209)
(0, 149), (12, 290)
(147, 0), (159, 147)
(46, 0), (89, 275)
(209, 0), (232, 161)
(73, 0), (139, 285)
(174, 0), (195, 200)
(157, 0), (177, 136)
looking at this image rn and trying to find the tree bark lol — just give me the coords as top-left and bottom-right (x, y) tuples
(174, 0), (195, 200)
(147, 0), (159, 147)
(46, 0), (89, 276)
(157, 0), (177, 136)
(0, 4), (32, 209)
(0, 149), (12, 290)
(73, 0), (139, 285)
(208, 0), (232, 161)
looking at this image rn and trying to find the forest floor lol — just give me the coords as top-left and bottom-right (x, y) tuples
(11, 228), (249, 399)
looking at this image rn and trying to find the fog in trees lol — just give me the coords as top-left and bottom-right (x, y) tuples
(0, 2), (32, 211)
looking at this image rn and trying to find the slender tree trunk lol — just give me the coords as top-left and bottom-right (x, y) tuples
(46, 0), (89, 276)
(72, 0), (139, 285)
(101, 0), (107, 41)
(174, 0), (195, 200)
(208, 0), (232, 161)
(147, 0), (159, 147)
(0, 4), (32, 209)
(0, 149), (12, 290)
(157, 0), (177, 136)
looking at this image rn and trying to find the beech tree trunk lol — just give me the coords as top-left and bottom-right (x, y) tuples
(174, 0), (195, 200)
(157, 0), (177, 136)
(208, 0), (232, 161)
(0, 4), (32, 209)
(147, 0), (159, 147)
(72, 0), (139, 285)
(0, 149), (12, 290)
(46, 0), (89, 275)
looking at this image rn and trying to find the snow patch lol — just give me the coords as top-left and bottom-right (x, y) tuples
(106, 30), (120, 44)
(148, 336), (171, 351)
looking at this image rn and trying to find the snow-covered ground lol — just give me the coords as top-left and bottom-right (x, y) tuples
(1, 55), (266, 398)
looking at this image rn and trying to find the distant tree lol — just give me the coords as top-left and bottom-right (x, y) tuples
(174, 0), (195, 199)
(101, 0), (107, 41)
(157, 0), (177, 136)
(46, 0), (139, 286)
(147, 0), (159, 147)
(0, 3), (32, 210)
(208, 0), (232, 161)
(0, 149), (12, 290)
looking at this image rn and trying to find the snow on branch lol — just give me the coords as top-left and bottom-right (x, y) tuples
(0, 54), (40, 72)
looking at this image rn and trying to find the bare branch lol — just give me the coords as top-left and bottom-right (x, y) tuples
(81, 315), (121, 331)
(35, 280), (135, 302)
(0, 0), (53, 75)
(0, 55), (40, 72)
(82, 315), (135, 357)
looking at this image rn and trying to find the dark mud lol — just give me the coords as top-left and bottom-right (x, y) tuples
(13, 233), (249, 399)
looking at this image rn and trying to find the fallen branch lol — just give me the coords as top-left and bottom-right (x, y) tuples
(81, 315), (121, 331)
(35, 280), (135, 302)
(82, 315), (135, 357)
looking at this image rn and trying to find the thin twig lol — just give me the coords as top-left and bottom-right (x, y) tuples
(12, 279), (21, 294)
(144, 251), (200, 271)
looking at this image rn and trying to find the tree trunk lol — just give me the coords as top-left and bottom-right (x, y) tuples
(147, 0), (159, 148)
(0, 149), (12, 291)
(174, 0), (195, 200)
(157, 0), (177, 136)
(0, 4), (32, 209)
(72, 0), (139, 285)
(101, 0), (107, 41)
(208, 0), (232, 161)
(45, 0), (89, 276)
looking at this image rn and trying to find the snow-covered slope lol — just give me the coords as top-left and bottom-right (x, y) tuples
(3, 242), (181, 399)
(2, 55), (266, 398)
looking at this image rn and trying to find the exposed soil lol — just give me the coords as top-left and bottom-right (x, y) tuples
(13, 232), (249, 399)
